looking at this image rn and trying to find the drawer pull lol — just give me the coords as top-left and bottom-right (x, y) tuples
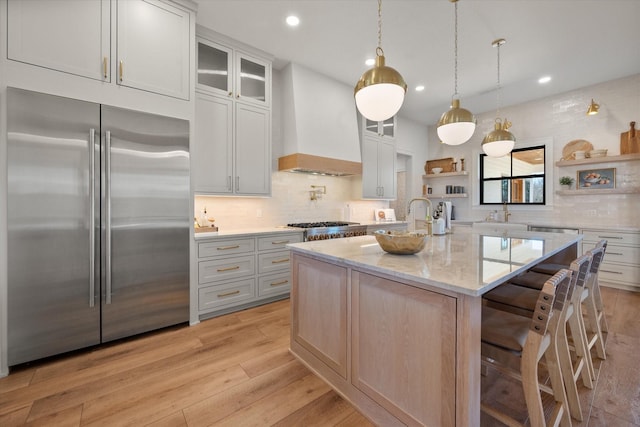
(597, 235), (623, 239)
(271, 258), (290, 264)
(217, 245), (240, 250)
(600, 269), (622, 275)
(217, 265), (240, 272)
(270, 280), (289, 287)
(271, 240), (290, 245)
(607, 252), (623, 256)
(217, 290), (241, 298)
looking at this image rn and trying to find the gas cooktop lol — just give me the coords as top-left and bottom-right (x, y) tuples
(287, 221), (358, 228)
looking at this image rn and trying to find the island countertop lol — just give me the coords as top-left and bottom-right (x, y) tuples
(287, 227), (582, 297)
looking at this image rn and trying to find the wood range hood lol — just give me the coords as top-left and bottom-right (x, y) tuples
(277, 63), (362, 177)
(278, 153), (362, 176)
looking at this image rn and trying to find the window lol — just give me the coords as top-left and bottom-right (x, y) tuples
(480, 145), (546, 205)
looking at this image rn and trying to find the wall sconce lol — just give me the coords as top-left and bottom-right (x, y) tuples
(586, 99), (600, 116)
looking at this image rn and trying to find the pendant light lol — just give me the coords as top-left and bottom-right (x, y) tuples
(482, 38), (515, 157)
(437, 0), (476, 146)
(354, 0), (407, 122)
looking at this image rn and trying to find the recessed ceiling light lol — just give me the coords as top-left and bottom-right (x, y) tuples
(286, 15), (300, 27)
(415, 85), (425, 92)
(365, 58), (375, 66)
(538, 76), (551, 84)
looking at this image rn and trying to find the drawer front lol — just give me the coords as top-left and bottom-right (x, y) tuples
(258, 272), (291, 297)
(258, 250), (291, 275)
(582, 241), (640, 265)
(581, 229), (640, 247)
(198, 279), (255, 311)
(257, 233), (303, 251)
(198, 238), (255, 258)
(199, 255), (255, 284)
(597, 262), (640, 286)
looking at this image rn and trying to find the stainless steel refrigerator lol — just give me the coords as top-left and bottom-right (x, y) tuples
(7, 87), (190, 366)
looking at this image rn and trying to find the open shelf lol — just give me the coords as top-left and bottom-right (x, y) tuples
(556, 187), (640, 196)
(555, 153), (640, 167)
(422, 171), (468, 178)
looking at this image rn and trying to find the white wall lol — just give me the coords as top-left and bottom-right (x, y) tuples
(426, 73), (640, 227)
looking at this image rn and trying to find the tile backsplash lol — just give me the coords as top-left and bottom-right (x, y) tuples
(195, 172), (389, 230)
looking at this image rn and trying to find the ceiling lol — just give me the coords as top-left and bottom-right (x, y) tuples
(195, 0), (640, 126)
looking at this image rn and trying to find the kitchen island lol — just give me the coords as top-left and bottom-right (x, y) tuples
(287, 228), (581, 427)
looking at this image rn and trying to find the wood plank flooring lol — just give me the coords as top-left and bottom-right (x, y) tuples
(1, 287), (638, 426)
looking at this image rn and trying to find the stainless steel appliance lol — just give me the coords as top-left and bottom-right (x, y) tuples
(287, 221), (368, 241)
(7, 88), (190, 366)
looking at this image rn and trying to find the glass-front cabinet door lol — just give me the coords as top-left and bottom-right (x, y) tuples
(364, 116), (396, 139)
(197, 38), (232, 96)
(235, 52), (271, 107)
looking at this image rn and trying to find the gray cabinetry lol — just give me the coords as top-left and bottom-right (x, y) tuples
(580, 228), (640, 291)
(196, 231), (302, 318)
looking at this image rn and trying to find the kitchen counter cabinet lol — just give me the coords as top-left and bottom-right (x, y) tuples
(196, 231), (302, 319)
(581, 228), (640, 292)
(288, 230), (581, 426)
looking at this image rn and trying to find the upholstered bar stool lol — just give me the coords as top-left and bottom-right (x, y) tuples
(483, 254), (593, 422)
(481, 269), (573, 427)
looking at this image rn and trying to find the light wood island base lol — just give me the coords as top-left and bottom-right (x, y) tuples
(290, 253), (481, 427)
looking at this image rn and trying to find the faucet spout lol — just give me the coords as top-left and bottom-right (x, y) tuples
(503, 202), (511, 223)
(407, 197), (433, 215)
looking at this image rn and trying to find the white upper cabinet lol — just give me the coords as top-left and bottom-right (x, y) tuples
(116, 0), (190, 100)
(7, 0), (192, 100)
(363, 116), (396, 140)
(197, 37), (271, 108)
(362, 136), (397, 199)
(7, 0), (110, 82)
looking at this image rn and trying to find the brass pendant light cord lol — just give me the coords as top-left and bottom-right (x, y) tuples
(495, 39), (501, 118)
(453, 0), (459, 98)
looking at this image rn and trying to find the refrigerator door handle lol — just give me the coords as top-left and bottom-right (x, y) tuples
(89, 129), (96, 307)
(105, 130), (112, 304)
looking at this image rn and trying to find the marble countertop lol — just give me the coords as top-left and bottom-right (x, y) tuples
(194, 226), (303, 240)
(287, 228), (582, 297)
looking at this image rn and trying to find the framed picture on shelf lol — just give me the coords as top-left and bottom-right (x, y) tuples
(577, 168), (616, 189)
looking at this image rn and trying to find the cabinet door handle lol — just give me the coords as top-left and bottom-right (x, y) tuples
(271, 240), (290, 245)
(217, 265), (240, 272)
(270, 280), (289, 287)
(119, 60), (123, 82)
(228, 91), (233, 97)
(103, 57), (108, 79)
(217, 245), (240, 251)
(599, 269), (622, 275)
(236, 93), (240, 99)
(271, 258), (290, 264)
(217, 290), (240, 298)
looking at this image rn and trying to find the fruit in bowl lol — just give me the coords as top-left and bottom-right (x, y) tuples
(374, 230), (428, 255)
(432, 167), (443, 174)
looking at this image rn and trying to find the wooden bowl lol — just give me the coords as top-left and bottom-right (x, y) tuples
(374, 230), (428, 255)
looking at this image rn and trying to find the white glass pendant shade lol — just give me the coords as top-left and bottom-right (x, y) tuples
(355, 83), (405, 121)
(354, 53), (407, 121)
(482, 119), (515, 157)
(437, 99), (476, 145)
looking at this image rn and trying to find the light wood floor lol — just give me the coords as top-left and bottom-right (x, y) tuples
(1, 287), (638, 426)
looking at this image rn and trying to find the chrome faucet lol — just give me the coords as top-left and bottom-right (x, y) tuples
(503, 202), (511, 223)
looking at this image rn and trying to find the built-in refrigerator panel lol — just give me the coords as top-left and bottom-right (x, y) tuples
(100, 106), (190, 342)
(7, 88), (190, 365)
(7, 88), (101, 365)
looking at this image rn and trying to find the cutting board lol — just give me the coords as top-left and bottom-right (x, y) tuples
(620, 121), (639, 154)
